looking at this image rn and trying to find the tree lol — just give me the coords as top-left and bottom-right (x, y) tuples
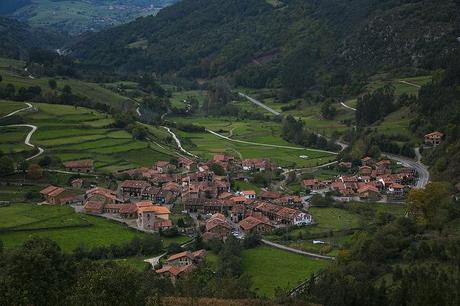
(66, 262), (143, 306)
(0, 156), (14, 176)
(0, 238), (75, 306)
(48, 79), (57, 89)
(62, 85), (72, 95)
(321, 99), (337, 119)
(406, 182), (452, 228)
(27, 164), (43, 180)
(210, 163), (225, 176)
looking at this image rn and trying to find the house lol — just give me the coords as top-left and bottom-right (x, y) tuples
(303, 179), (325, 191)
(70, 178), (83, 189)
(120, 180), (151, 198)
(274, 195), (302, 207)
(40, 185), (76, 205)
(239, 216), (274, 234)
(388, 183), (405, 197)
(359, 166), (372, 176)
(136, 204), (172, 231)
(85, 187), (122, 204)
(178, 157), (196, 171)
(241, 190), (256, 200)
(361, 157), (375, 167)
(84, 200), (105, 214)
(357, 185), (380, 201)
(259, 190), (282, 201)
(424, 131), (444, 146)
(156, 250), (206, 283)
(63, 159), (94, 173)
(184, 198), (234, 214)
(155, 161), (176, 173)
(204, 213), (232, 241)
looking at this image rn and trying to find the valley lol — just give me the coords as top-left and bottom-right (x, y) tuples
(1, 0), (460, 305)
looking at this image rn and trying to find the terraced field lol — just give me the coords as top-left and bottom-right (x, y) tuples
(0, 102), (176, 172)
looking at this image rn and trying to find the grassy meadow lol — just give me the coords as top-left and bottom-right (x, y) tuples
(0, 101), (175, 172)
(0, 204), (147, 252)
(169, 115), (337, 167)
(242, 246), (328, 297)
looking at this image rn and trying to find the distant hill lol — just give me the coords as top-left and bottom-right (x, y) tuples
(70, 0), (460, 95)
(0, 16), (67, 59)
(1, 0), (179, 36)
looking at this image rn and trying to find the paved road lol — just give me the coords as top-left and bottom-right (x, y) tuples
(238, 92), (280, 115)
(2, 102), (34, 118)
(382, 152), (429, 188)
(340, 101), (357, 111)
(206, 128), (338, 155)
(261, 239), (335, 260)
(162, 126), (199, 158)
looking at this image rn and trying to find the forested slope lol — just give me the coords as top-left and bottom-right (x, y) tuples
(70, 0), (460, 95)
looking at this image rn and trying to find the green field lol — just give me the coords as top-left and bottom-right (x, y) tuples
(0, 204), (147, 252)
(242, 246), (328, 297)
(0, 58), (130, 108)
(0, 100), (26, 117)
(168, 115), (336, 168)
(1, 102), (176, 172)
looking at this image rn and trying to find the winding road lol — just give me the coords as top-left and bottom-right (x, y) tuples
(1, 102), (44, 161)
(162, 126), (199, 158)
(338, 92), (430, 188)
(206, 128), (338, 155)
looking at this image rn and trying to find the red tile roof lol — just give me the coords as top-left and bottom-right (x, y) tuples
(120, 180), (151, 189)
(239, 216), (271, 231)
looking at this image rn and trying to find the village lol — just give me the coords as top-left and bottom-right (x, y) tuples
(36, 138), (430, 282)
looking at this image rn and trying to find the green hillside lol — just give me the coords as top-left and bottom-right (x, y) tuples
(70, 0), (460, 97)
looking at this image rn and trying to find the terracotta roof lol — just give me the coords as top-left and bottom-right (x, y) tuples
(48, 187), (66, 197)
(241, 190), (256, 196)
(239, 216), (271, 231)
(120, 180), (151, 189)
(40, 185), (59, 195)
(138, 205), (170, 214)
(135, 201), (154, 208)
(425, 131), (444, 138)
(259, 190), (282, 199)
(303, 179), (319, 186)
(64, 159), (93, 168)
(358, 185), (380, 193)
(167, 251), (194, 262)
(84, 200), (105, 211)
(390, 183), (405, 189)
(206, 213), (231, 231)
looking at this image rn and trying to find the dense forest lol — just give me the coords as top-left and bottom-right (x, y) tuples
(0, 17), (66, 59)
(70, 0), (460, 97)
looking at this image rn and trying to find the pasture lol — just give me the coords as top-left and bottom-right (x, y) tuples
(169, 115), (337, 168)
(1, 102), (175, 172)
(0, 203), (147, 252)
(241, 246), (328, 297)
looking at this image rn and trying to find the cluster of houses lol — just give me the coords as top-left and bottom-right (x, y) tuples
(304, 156), (417, 201)
(155, 249), (206, 283)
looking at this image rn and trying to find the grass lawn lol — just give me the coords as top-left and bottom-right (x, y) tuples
(242, 246), (329, 297)
(0, 204), (148, 252)
(303, 207), (363, 234)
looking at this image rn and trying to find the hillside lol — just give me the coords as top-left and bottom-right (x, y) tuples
(70, 0), (460, 95)
(1, 0), (178, 35)
(0, 16), (66, 59)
